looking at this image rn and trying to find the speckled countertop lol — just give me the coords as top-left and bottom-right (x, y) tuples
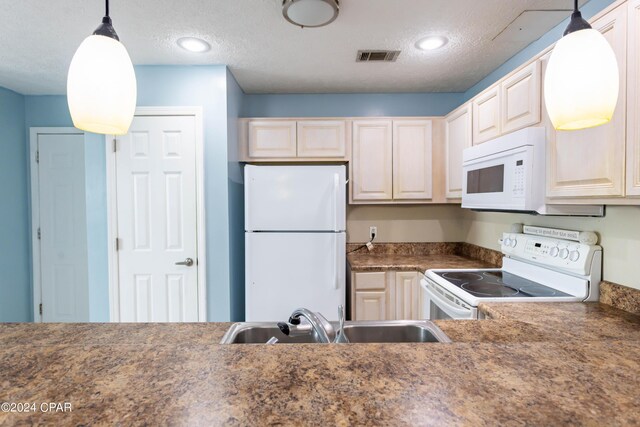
(2, 255), (640, 425)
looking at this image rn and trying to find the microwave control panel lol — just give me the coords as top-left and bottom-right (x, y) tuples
(501, 233), (601, 276)
(512, 159), (526, 197)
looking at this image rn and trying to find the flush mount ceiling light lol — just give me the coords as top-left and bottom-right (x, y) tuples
(544, 0), (619, 131)
(415, 36), (448, 51)
(177, 37), (211, 53)
(282, 0), (339, 28)
(67, 0), (137, 135)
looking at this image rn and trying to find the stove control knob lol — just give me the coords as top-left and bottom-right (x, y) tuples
(504, 238), (512, 247)
(510, 238), (517, 248)
(559, 248), (569, 259)
(569, 250), (580, 262)
(549, 247), (559, 257)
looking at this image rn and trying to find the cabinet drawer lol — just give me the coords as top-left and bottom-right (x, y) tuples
(297, 120), (346, 158)
(248, 120), (297, 158)
(354, 271), (386, 290)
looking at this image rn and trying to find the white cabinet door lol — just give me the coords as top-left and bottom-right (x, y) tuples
(115, 116), (199, 322)
(248, 120), (297, 158)
(547, 4), (627, 198)
(354, 291), (387, 321)
(352, 120), (393, 201)
(501, 61), (541, 134)
(472, 85), (501, 144)
(392, 120), (433, 200)
(627, 0), (640, 196)
(394, 272), (421, 320)
(445, 104), (472, 198)
(297, 120), (346, 158)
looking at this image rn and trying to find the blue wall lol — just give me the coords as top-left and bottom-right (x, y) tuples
(242, 92), (465, 118)
(226, 70), (246, 321)
(0, 87), (30, 322)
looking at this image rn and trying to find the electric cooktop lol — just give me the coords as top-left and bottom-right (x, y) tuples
(433, 270), (573, 299)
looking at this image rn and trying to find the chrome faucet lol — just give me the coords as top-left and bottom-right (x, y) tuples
(277, 308), (335, 343)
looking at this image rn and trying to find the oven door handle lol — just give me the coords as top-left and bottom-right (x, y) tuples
(423, 281), (474, 319)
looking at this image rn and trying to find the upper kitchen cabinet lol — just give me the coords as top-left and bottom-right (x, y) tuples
(500, 61), (541, 134)
(248, 120), (297, 158)
(351, 120), (394, 201)
(351, 119), (435, 203)
(392, 120), (433, 200)
(627, 0), (640, 197)
(444, 103), (472, 198)
(472, 60), (542, 145)
(546, 3), (627, 199)
(472, 85), (501, 144)
(297, 120), (347, 158)
(240, 119), (349, 161)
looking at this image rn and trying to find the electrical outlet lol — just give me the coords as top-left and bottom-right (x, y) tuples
(369, 226), (377, 240)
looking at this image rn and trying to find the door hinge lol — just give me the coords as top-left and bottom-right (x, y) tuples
(35, 150), (39, 163)
(112, 139), (117, 153)
(39, 303), (43, 316)
(115, 237), (120, 251)
(37, 227), (41, 240)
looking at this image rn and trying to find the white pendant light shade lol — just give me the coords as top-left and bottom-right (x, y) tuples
(67, 34), (137, 135)
(544, 29), (619, 131)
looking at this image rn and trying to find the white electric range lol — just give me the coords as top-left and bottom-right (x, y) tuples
(421, 232), (602, 320)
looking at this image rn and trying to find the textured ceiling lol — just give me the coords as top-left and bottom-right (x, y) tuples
(0, 0), (584, 95)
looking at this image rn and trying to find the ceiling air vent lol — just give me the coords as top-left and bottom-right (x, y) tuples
(356, 50), (400, 62)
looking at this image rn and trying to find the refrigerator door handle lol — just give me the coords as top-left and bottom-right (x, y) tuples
(333, 173), (339, 232)
(334, 233), (340, 290)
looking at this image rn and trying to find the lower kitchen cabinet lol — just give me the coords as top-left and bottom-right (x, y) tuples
(351, 271), (422, 321)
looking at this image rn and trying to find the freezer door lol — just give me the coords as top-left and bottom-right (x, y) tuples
(246, 232), (346, 322)
(245, 165), (346, 231)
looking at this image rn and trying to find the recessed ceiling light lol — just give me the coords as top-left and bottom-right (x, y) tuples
(177, 37), (211, 53)
(415, 36), (448, 51)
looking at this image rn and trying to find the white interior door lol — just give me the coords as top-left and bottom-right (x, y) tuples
(114, 115), (199, 322)
(38, 133), (89, 322)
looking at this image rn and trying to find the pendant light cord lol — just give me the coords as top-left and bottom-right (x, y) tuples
(105, 0), (110, 18)
(574, 0), (578, 12)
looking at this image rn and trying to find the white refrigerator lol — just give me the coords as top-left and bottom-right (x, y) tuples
(245, 165), (346, 321)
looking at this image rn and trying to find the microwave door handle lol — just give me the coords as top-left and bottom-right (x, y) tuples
(424, 285), (473, 319)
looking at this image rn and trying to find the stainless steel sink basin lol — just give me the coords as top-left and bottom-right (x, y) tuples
(220, 320), (451, 344)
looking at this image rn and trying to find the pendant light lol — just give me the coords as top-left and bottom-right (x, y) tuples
(67, 0), (137, 135)
(544, 0), (619, 131)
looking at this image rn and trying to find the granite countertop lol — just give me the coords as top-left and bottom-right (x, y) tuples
(1, 253), (639, 425)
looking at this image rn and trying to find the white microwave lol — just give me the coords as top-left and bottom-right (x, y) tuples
(461, 127), (604, 216)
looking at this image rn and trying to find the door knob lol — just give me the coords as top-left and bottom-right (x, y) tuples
(175, 258), (194, 267)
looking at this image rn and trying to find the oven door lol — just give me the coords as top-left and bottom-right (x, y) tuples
(421, 278), (476, 320)
(462, 146), (533, 211)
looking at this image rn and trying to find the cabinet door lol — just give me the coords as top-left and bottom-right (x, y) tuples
(627, 0), (640, 196)
(352, 120), (393, 201)
(501, 61), (541, 134)
(444, 104), (472, 198)
(392, 120), (433, 200)
(297, 120), (346, 158)
(354, 291), (387, 321)
(472, 85), (501, 144)
(248, 120), (297, 158)
(547, 4), (627, 198)
(394, 272), (421, 320)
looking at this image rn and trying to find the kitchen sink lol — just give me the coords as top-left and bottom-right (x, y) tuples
(220, 320), (451, 344)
